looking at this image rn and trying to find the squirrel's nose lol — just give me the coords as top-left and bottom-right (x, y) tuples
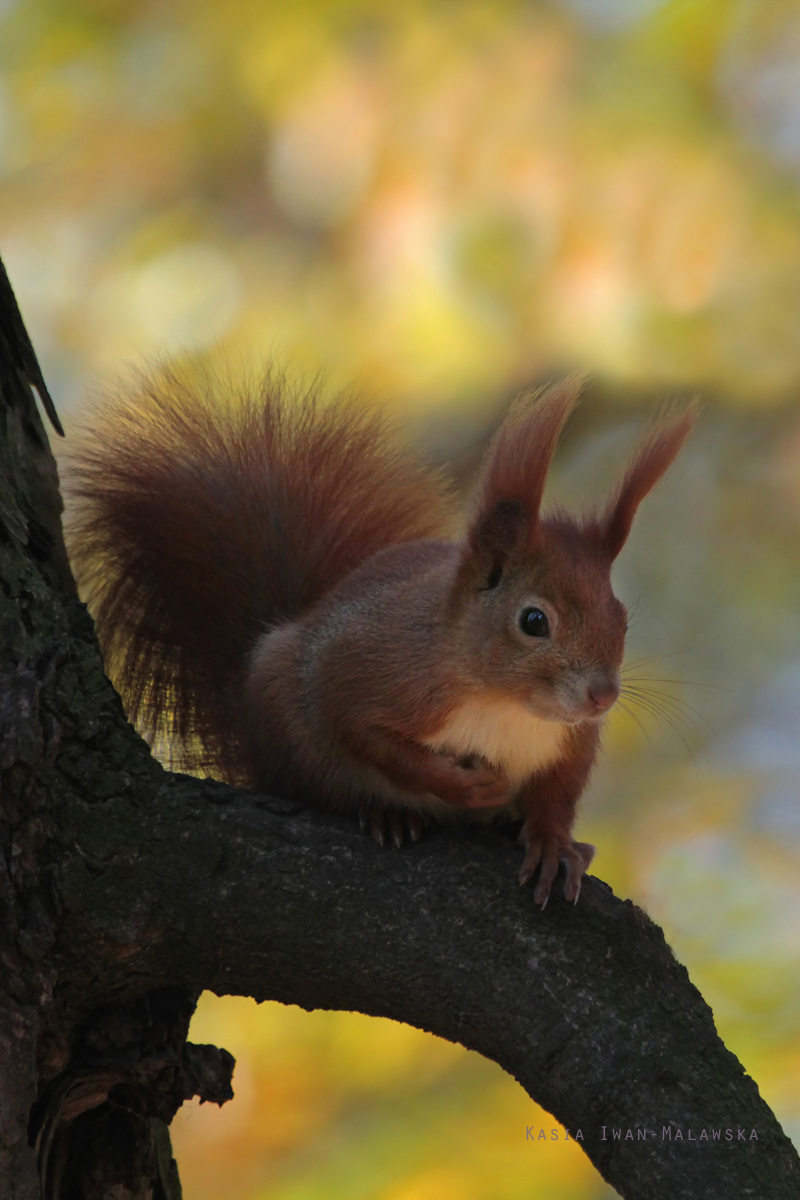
(586, 679), (620, 712)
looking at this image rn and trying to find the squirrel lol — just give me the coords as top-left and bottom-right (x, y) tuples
(65, 367), (695, 906)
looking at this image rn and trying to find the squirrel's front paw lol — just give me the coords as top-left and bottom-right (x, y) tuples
(518, 826), (595, 907)
(437, 757), (511, 809)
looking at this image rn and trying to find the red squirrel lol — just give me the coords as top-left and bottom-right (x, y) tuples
(66, 369), (694, 905)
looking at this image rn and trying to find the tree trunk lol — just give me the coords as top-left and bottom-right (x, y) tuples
(0, 254), (797, 1199)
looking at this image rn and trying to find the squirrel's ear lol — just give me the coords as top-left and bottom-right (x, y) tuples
(601, 403), (697, 560)
(461, 377), (582, 584)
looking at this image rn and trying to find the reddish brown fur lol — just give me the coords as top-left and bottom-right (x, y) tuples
(67, 370), (695, 901)
(66, 366), (453, 782)
(601, 404), (698, 559)
(471, 377), (581, 540)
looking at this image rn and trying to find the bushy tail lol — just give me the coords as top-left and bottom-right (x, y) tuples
(65, 366), (453, 784)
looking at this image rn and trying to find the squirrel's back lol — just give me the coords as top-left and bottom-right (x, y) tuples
(66, 366), (453, 784)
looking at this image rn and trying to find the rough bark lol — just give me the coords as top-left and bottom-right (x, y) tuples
(0, 253), (798, 1200)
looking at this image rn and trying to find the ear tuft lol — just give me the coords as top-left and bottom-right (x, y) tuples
(602, 401), (698, 560)
(468, 375), (583, 556)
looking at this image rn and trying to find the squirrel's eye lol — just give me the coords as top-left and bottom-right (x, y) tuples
(519, 607), (549, 638)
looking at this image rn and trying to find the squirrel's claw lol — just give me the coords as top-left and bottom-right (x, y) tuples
(532, 840), (561, 906)
(406, 810), (426, 843)
(359, 800), (387, 846)
(564, 841), (594, 903)
(389, 810), (405, 850)
(572, 841), (596, 870)
(518, 831), (543, 889)
(358, 801), (429, 849)
(518, 827), (595, 907)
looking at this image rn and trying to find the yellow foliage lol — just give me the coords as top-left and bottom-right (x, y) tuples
(6, 0), (800, 1194)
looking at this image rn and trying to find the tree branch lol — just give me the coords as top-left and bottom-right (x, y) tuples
(0, 253), (798, 1200)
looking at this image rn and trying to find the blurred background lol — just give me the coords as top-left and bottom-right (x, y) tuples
(3, 0), (800, 1196)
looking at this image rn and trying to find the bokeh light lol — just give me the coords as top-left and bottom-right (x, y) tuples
(4, 2), (800, 1197)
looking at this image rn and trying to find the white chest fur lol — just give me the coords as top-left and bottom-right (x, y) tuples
(423, 692), (568, 786)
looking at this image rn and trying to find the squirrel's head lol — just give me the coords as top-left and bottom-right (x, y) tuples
(450, 379), (696, 725)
